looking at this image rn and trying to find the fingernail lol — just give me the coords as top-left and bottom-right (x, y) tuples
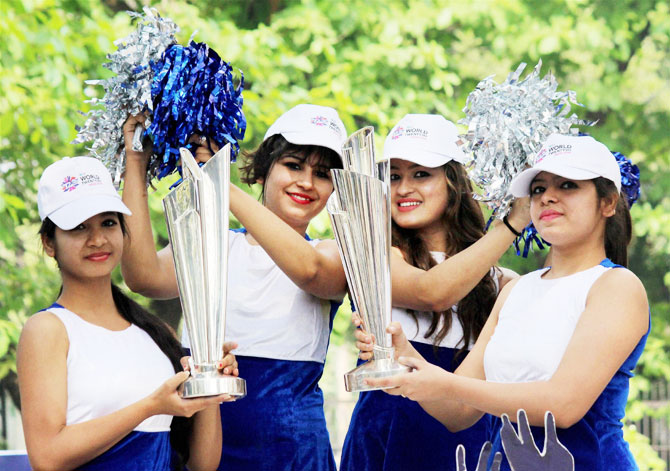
(217, 361), (224, 369)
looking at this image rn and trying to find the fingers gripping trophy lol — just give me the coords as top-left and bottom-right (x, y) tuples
(163, 145), (246, 398)
(327, 127), (411, 392)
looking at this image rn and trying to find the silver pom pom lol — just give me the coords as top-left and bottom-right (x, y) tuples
(458, 60), (592, 217)
(72, 7), (179, 186)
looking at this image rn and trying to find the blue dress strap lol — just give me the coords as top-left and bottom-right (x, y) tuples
(39, 302), (65, 312)
(233, 226), (312, 240)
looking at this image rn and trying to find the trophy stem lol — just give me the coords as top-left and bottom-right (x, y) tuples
(372, 345), (394, 361)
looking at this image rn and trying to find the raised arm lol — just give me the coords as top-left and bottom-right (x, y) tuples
(391, 199), (529, 312)
(120, 115), (178, 299)
(229, 184), (347, 300)
(18, 313), (223, 471)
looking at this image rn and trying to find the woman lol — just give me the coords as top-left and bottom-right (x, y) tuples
(340, 114), (529, 471)
(366, 134), (649, 471)
(120, 104), (349, 471)
(18, 156), (237, 471)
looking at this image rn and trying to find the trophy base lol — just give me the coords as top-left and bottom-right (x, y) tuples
(344, 358), (411, 392)
(180, 370), (247, 399)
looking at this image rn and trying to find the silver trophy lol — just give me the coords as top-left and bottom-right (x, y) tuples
(327, 127), (411, 392)
(163, 145), (246, 398)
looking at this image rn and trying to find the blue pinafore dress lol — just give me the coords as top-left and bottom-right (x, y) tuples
(340, 254), (494, 471)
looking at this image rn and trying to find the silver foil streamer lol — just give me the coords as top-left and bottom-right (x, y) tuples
(458, 60), (592, 218)
(72, 7), (179, 187)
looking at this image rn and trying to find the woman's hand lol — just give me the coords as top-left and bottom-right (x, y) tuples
(506, 196), (531, 233)
(352, 312), (375, 361)
(187, 134), (221, 164)
(146, 372), (230, 418)
(122, 114), (150, 165)
(365, 355), (450, 403)
(354, 320), (421, 362)
(218, 341), (239, 377)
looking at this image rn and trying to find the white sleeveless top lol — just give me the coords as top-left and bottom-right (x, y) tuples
(182, 230), (339, 363)
(483, 263), (611, 383)
(49, 307), (174, 431)
(394, 252), (499, 349)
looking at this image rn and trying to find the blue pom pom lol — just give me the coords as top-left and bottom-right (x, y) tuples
(612, 151), (641, 208)
(147, 41), (246, 180)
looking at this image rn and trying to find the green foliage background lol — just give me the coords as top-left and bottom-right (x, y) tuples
(1, 0), (668, 466)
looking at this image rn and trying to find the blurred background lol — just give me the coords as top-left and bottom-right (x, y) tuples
(1, 0), (669, 468)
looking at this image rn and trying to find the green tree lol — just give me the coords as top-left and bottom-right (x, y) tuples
(1, 0), (668, 466)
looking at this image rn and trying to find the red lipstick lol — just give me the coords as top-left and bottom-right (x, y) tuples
(86, 252), (111, 262)
(396, 198), (422, 212)
(539, 209), (562, 221)
(287, 192), (314, 205)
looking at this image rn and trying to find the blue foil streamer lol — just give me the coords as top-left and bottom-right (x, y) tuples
(148, 41), (246, 180)
(613, 151), (641, 208)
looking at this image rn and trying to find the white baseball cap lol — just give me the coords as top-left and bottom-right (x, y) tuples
(263, 104), (347, 157)
(509, 134), (621, 197)
(38, 156), (131, 230)
(382, 114), (467, 167)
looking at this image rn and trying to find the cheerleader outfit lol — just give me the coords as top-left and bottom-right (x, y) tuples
(182, 229), (341, 471)
(45, 304), (176, 471)
(340, 253), (493, 471)
(484, 259), (650, 471)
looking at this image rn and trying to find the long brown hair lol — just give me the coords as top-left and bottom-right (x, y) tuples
(594, 177), (632, 267)
(392, 161), (498, 358)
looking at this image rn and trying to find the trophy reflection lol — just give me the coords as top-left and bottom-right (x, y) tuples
(163, 145), (246, 398)
(327, 127), (411, 392)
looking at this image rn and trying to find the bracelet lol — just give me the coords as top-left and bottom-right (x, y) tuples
(502, 216), (522, 237)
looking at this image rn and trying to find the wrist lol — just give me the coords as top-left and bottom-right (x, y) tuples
(502, 215), (522, 237)
(140, 394), (160, 417)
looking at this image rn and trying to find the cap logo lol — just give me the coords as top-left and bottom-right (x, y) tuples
(328, 120), (342, 138)
(61, 176), (79, 192)
(404, 127), (429, 140)
(536, 144), (572, 164)
(311, 115), (342, 138)
(391, 127), (404, 140)
(311, 116), (328, 127)
(79, 173), (102, 186)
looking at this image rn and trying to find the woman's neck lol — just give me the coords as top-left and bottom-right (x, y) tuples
(543, 241), (607, 279)
(56, 275), (127, 328)
(418, 220), (448, 253)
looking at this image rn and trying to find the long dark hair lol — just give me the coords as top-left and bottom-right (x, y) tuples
(594, 177), (632, 267)
(39, 215), (192, 469)
(392, 161), (498, 359)
(239, 134), (342, 196)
